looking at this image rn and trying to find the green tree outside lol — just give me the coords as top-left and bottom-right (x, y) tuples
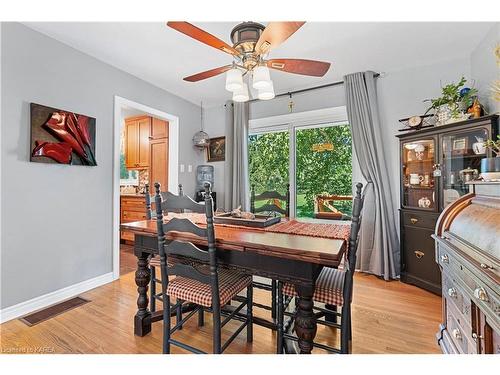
(248, 124), (352, 218)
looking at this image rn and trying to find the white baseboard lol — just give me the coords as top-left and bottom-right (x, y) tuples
(0, 272), (114, 324)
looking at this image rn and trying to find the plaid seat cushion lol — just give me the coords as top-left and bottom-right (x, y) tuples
(282, 267), (345, 306)
(166, 267), (252, 308)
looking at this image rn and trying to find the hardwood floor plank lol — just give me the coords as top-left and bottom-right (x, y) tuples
(0, 271), (441, 354)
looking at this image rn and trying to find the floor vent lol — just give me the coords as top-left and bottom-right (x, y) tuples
(19, 296), (90, 326)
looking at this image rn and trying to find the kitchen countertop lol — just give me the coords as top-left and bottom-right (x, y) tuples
(120, 193), (145, 197)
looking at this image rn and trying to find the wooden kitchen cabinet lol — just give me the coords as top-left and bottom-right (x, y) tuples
(120, 195), (147, 242)
(150, 117), (169, 140)
(149, 138), (168, 192)
(125, 116), (151, 169)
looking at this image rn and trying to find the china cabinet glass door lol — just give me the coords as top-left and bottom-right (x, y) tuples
(402, 138), (437, 210)
(440, 127), (490, 209)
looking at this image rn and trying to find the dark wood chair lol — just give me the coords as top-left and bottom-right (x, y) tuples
(154, 182), (253, 354)
(249, 184), (290, 321)
(250, 184), (290, 217)
(145, 183), (184, 220)
(147, 183), (184, 313)
(277, 182), (364, 354)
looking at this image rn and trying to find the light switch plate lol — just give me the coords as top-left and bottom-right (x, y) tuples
(188, 165), (193, 173)
(180, 164), (185, 173)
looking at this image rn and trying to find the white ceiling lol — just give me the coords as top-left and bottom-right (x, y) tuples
(25, 22), (495, 107)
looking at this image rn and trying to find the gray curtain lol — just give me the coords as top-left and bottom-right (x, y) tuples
(224, 101), (250, 211)
(344, 71), (400, 280)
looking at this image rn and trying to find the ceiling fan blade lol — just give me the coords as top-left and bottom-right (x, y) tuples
(267, 59), (331, 77)
(183, 65), (232, 82)
(167, 22), (239, 56)
(256, 22), (305, 54)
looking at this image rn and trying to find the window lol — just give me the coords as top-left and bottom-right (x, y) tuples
(120, 152), (139, 186)
(248, 107), (353, 219)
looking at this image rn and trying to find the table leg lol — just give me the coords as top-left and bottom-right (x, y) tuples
(294, 283), (317, 354)
(134, 251), (152, 336)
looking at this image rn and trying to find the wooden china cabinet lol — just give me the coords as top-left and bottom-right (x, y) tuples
(396, 115), (499, 294)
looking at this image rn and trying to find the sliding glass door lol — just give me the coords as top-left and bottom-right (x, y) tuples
(248, 110), (352, 219)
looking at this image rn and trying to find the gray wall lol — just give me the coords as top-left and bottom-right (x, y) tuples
(0, 23), (203, 309)
(203, 105), (227, 208)
(471, 24), (499, 114)
(205, 57), (472, 222)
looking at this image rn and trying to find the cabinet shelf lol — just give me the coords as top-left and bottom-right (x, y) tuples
(404, 158), (434, 164)
(404, 186), (434, 191)
(443, 153), (485, 161)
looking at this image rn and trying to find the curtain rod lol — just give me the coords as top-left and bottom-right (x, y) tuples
(247, 72), (381, 103)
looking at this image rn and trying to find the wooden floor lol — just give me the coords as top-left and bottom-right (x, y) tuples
(1, 257), (442, 354)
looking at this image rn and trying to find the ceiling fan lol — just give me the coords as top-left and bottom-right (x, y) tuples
(166, 21), (331, 102)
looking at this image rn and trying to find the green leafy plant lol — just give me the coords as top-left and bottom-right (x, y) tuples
(484, 135), (500, 157)
(424, 77), (477, 117)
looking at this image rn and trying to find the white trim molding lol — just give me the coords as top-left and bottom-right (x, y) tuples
(0, 272), (114, 324)
(113, 96), (180, 280)
(249, 106), (348, 132)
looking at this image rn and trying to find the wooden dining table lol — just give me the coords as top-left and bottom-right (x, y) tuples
(121, 218), (347, 354)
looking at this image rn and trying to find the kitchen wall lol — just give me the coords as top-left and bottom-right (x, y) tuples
(0, 22), (203, 310)
(471, 24), (499, 114)
(204, 57), (472, 221)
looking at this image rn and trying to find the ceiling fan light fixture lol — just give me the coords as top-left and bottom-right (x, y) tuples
(252, 65), (271, 90)
(225, 67), (243, 92)
(232, 83), (249, 102)
(258, 81), (275, 100)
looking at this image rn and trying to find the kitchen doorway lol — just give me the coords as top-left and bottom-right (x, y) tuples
(112, 96), (179, 280)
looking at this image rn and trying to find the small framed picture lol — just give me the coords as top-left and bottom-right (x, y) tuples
(451, 137), (469, 155)
(207, 136), (225, 162)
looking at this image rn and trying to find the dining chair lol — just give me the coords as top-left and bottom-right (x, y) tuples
(145, 183), (184, 220)
(249, 184), (290, 322)
(147, 183), (185, 313)
(277, 182), (364, 354)
(154, 182), (253, 354)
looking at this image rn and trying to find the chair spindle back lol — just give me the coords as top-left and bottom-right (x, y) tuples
(250, 183), (290, 217)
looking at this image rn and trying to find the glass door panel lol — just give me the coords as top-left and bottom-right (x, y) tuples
(248, 130), (290, 213)
(440, 127), (489, 209)
(295, 123), (352, 218)
(402, 138), (436, 210)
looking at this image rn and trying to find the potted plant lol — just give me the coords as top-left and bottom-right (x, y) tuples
(481, 135), (500, 181)
(424, 77), (478, 125)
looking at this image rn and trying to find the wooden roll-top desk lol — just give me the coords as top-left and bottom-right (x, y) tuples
(433, 181), (500, 354)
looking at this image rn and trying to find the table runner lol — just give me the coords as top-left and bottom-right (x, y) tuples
(164, 213), (351, 242)
(263, 219), (351, 242)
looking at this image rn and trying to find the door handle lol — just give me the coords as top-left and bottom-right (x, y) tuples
(410, 218), (418, 224)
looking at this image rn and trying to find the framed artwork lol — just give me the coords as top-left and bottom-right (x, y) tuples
(451, 137), (469, 156)
(207, 136), (225, 162)
(30, 103), (97, 166)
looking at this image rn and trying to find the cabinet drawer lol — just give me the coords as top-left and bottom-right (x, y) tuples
(121, 230), (135, 242)
(443, 275), (471, 326)
(121, 197), (146, 211)
(446, 301), (476, 354)
(122, 210), (147, 222)
(402, 211), (438, 230)
(403, 226), (441, 285)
